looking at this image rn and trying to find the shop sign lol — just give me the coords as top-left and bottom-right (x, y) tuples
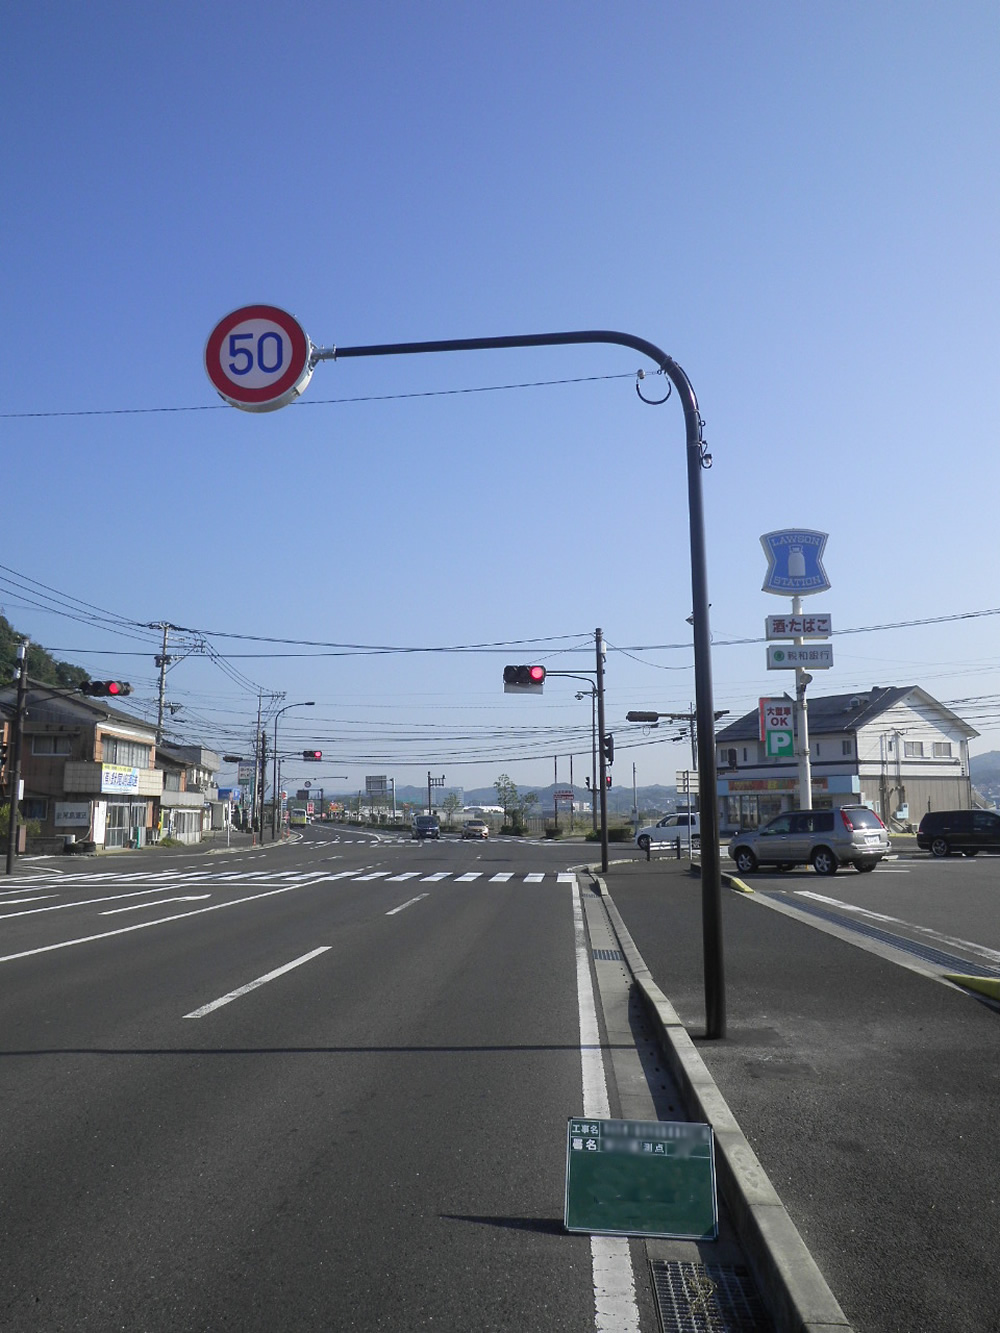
(55, 802), (90, 826)
(101, 764), (139, 793)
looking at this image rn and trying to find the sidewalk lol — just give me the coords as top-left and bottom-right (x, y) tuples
(595, 857), (1000, 1333)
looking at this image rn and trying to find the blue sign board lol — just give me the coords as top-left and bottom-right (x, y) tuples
(760, 529), (830, 597)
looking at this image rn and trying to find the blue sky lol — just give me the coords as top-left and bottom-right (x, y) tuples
(2, 1), (998, 797)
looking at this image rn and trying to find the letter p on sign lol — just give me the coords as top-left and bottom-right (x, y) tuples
(767, 729), (794, 756)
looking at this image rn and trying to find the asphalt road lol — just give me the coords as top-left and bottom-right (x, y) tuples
(1, 830), (648, 1332)
(603, 851), (1000, 1333)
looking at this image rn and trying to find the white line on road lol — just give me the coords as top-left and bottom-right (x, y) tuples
(387, 872), (421, 881)
(420, 872), (450, 882)
(490, 873), (513, 882)
(572, 882), (639, 1331)
(0, 883), (306, 965)
(183, 947), (331, 1018)
(102, 895), (211, 915)
(455, 873), (482, 882)
(524, 873), (545, 883)
(355, 871), (390, 881)
(386, 894), (429, 916)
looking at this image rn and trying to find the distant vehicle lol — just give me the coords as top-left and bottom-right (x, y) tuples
(635, 813), (700, 852)
(462, 819), (489, 839)
(728, 806), (889, 876)
(289, 808), (307, 829)
(916, 809), (1000, 857)
(411, 815), (440, 840)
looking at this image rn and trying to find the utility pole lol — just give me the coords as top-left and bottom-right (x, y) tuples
(596, 628), (609, 873)
(257, 729), (268, 843)
(154, 623), (171, 745)
(5, 641), (28, 875)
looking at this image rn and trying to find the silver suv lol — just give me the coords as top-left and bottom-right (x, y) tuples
(728, 806), (890, 876)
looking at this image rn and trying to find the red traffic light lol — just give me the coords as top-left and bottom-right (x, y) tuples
(503, 665), (546, 692)
(605, 775), (612, 788)
(79, 680), (133, 698)
(302, 749), (322, 761)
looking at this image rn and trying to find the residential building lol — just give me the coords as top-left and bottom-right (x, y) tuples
(155, 743), (221, 843)
(0, 686), (163, 849)
(715, 685), (976, 829)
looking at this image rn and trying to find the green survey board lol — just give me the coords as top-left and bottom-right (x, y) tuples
(564, 1117), (718, 1239)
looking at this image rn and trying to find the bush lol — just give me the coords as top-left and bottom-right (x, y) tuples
(500, 823), (526, 836)
(543, 826), (563, 839)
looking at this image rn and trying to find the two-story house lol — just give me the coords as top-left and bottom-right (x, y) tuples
(715, 685), (976, 830)
(0, 685), (163, 849)
(155, 743), (221, 843)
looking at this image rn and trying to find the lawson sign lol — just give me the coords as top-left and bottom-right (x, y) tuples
(760, 530), (830, 597)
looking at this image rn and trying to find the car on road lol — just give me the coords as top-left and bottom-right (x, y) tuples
(411, 815), (441, 840)
(635, 812), (700, 852)
(728, 805), (890, 875)
(916, 808), (1000, 857)
(461, 819), (490, 839)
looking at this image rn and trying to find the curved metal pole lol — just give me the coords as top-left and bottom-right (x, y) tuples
(315, 328), (724, 1037)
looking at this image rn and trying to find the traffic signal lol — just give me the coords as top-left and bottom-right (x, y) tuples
(503, 665), (546, 694)
(302, 749), (322, 761)
(605, 775), (612, 788)
(601, 733), (614, 764)
(79, 680), (132, 697)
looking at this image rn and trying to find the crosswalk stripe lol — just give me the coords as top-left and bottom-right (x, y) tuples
(524, 873), (545, 883)
(557, 873), (576, 883)
(489, 873), (513, 882)
(387, 872), (420, 881)
(355, 871), (390, 881)
(420, 872), (451, 882)
(455, 872), (482, 882)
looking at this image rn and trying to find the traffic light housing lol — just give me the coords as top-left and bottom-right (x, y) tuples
(503, 665), (546, 694)
(601, 733), (614, 764)
(605, 775), (612, 788)
(302, 749), (322, 761)
(79, 680), (132, 698)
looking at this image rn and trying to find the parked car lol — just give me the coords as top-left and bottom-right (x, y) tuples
(635, 813), (700, 852)
(461, 819), (489, 839)
(411, 815), (440, 840)
(728, 806), (890, 876)
(916, 809), (1000, 857)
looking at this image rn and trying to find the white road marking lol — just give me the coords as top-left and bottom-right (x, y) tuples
(0, 883), (305, 965)
(489, 873), (513, 882)
(572, 882), (639, 1331)
(102, 895), (211, 915)
(455, 873), (482, 882)
(557, 873), (576, 883)
(420, 872), (450, 882)
(183, 947), (331, 1018)
(386, 894), (429, 916)
(524, 873), (545, 883)
(355, 871), (390, 881)
(387, 872), (420, 881)
(794, 890), (1000, 966)
(0, 885), (199, 919)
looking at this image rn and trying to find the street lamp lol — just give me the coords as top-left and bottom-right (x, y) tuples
(272, 702), (315, 839)
(209, 317), (726, 1036)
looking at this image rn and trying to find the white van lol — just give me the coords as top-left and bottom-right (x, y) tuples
(635, 812), (700, 851)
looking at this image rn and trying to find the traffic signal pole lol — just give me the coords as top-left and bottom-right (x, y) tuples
(236, 325), (724, 1037)
(595, 629), (609, 873)
(5, 641), (28, 875)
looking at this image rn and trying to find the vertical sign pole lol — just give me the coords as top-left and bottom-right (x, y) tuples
(5, 642), (28, 874)
(793, 595), (813, 809)
(596, 628), (609, 874)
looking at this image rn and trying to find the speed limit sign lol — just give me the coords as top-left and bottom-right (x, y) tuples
(205, 304), (314, 412)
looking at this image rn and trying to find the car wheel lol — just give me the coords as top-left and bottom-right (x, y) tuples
(811, 847), (838, 876)
(930, 837), (950, 858)
(733, 847), (757, 874)
(637, 835), (651, 852)
(855, 862), (877, 873)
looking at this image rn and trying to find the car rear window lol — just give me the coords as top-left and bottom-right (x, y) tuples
(844, 808), (883, 830)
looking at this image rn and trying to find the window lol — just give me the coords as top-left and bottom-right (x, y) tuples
(932, 742), (953, 758)
(814, 742), (821, 757)
(163, 771), (182, 791)
(842, 739), (853, 756)
(904, 741), (924, 758)
(102, 736), (152, 768)
(22, 798), (47, 820)
(31, 735), (72, 756)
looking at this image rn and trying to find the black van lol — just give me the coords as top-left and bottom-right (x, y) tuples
(916, 809), (1000, 857)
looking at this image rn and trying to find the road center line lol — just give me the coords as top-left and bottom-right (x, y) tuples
(183, 947), (331, 1018)
(386, 894), (429, 916)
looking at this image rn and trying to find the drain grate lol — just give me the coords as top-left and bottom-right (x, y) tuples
(593, 947), (623, 961)
(649, 1261), (773, 1332)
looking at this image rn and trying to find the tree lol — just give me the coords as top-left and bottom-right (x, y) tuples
(494, 773), (518, 824)
(516, 790), (538, 829)
(441, 792), (462, 827)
